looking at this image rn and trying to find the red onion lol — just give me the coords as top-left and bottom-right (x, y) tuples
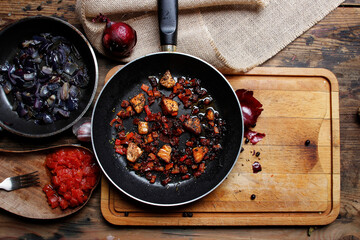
(93, 13), (137, 58)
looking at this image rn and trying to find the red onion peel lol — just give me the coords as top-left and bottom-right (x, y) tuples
(236, 89), (266, 145)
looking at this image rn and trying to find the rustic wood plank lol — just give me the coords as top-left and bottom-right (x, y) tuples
(0, 2), (358, 239)
(341, 1), (360, 6)
(0, 0), (80, 29)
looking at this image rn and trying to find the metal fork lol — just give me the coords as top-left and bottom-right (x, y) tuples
(0, 171), (40, 191)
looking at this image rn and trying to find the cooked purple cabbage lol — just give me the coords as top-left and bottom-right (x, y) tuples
(0, 33), (89, 124)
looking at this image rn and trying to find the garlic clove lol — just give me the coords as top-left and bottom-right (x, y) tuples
(72, 117), (91, 142)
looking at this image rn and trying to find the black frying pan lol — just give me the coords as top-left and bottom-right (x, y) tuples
(91, 0), (243, 206)
(0, 16), (98, 138)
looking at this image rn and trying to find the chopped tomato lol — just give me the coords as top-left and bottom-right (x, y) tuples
(153, 90), (162, 98)
(173, 82), (184, 94)
(148, 153), (156, 160)
(198, 162), (205, 173)
(171, 165), (180, 174)
(119, 132), (135, 145)
(165, 163), (173, 170)
(110, 118), (117, 126)
(145, 133), (154, 144)
(115, 145), (127, 155)
(141, 83), (150, 93)
(144, 105), (152, 115)
(150, 175), (156, 184)
(43, 148), (99, 210)
(179, 155), (188, 162)
(121, 100), (130, 108)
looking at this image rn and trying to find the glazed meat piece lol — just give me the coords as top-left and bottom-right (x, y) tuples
(157, 144), (172, 163)
(127, 142), (143, 162)
(159, 70), (176, 88)
(184, 116), (201, 135)
(161, 97), (179, 116)
(138, 121), (149, 135)
(193, 146), (209, 163)
(130, 93), (146, 114)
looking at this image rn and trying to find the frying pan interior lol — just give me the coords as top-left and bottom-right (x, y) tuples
(92, 52), (243, 206)
(0, 16), (98, 137)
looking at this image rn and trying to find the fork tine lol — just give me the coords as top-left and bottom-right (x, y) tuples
(20, 180), (40, 188)
(19, 171), (39, 179)
(19, 171), (40, 189)
(21, 176), (40, 183)
(20, 174), (39, 182)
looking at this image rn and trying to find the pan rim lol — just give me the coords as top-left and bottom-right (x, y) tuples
(0, 16), (99, 138)
(91, 51), (244, 206)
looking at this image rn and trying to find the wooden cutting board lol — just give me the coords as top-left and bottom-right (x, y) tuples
(101, 67), (340, 226)
(0, 145), (100, 219)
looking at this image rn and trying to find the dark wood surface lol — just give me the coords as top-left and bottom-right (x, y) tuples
(0, 0), (359, 239)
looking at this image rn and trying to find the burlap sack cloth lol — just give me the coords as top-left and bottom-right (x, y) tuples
(76, 0), (344, 73)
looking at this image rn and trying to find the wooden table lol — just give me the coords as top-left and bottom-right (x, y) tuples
(0, 1), (359, 239)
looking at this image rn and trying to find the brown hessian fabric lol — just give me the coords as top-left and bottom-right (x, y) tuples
(76, 0), (344, 73)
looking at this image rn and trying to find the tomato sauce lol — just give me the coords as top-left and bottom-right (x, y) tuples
(42, 148), (99, 210)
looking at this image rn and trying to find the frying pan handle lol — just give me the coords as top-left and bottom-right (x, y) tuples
(158, 0), (178, 52)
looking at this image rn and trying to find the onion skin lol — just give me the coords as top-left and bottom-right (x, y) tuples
(102, 21), (137, 57)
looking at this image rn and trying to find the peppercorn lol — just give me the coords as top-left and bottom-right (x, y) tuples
(250, 194), (256, 200)
(182, 212), (193, 217)
(240, 147), (244, 153)
(245, 138), (249, 144)
(305, 140), (310, 146)
(255, 152), (260, 157)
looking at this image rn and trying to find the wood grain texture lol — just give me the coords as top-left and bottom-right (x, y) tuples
(0, 145), (100, 219)
(0, 0), (79, 28)
(101, 67), (340, 226)
(0, 1), (359, 239)
(342, 1), (360, 6)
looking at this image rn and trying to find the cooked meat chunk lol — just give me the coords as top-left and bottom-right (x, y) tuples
(184, 117), (201, 135)
(161, 97), (178, 116)
(193, 146), (209, 163)
(138, 121), (149, 135)
(157, 144), (172, 163)
(206, 108), (215, 121)
(126, 142), (143, 162)
(159, 70), (176, 88)
(130, 93), (146, 114)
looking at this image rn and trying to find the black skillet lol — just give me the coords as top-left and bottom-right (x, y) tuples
(0, 16), (98, 138)
(91, 0), (243, 206)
